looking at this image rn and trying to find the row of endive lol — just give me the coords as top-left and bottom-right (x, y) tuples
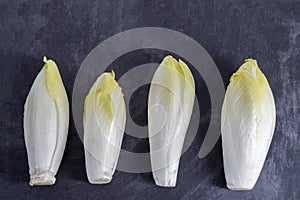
(24, 56), (276, 190)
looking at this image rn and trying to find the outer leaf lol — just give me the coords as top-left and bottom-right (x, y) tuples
(221, 59), (276, 190)
(84, 71), (126, 184)
(148, 55), (195, 187)
(24, 57), (69, 186)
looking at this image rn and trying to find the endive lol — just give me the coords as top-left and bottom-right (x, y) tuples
(84, 71), (125, 184)
(24, 56), (69, 186)
(221, 59), (276, 190)
(148, 55), (195, 187)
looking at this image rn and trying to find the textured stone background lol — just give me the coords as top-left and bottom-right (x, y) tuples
(0, 0), (299, 199)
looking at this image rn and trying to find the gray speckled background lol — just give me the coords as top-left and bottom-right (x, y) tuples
(0, 0), (299, 199)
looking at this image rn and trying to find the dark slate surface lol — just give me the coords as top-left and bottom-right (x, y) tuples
(0, 0), (299, 199)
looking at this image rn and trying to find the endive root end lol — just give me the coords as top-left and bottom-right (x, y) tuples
(154, 180), (176, 188)
(88, 178), (112, 184)
(153, 167), (178, 187)
(227, 185), (254, 191)
(29, 172), (56, 186)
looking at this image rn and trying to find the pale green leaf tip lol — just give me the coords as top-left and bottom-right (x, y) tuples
(178, 59), (195, 88)
(229, 58), (267, 84)
(164, 55), (173, 60)
(161, 55), (177, 69)
(110, 70), (115, 79)
(244, 58), (258, 67)
(229, 73), (239, 82)
(160, 55), (195, 88)
(43, 56), (64, 99)
(43, 56), (48, 63)
(178, 59), (187, 69)
(84, 71), (120, 125)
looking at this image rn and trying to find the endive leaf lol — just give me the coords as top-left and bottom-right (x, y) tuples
(148, 55), (195, 187)
(221, 59), (276, 190)
(24, 56), (69, 186)
(84, 71), (126, 184)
